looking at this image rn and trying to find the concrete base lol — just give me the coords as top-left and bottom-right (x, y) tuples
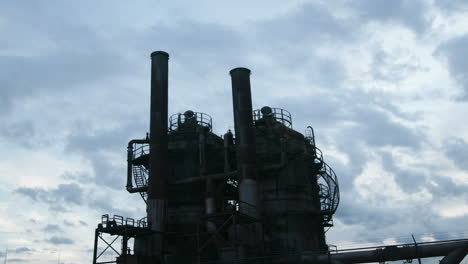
(147, 199), (167, 231)
(239, 179), (258, 217)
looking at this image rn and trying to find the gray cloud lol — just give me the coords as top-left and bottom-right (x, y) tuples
(279, 90), (423, 149)
(7, 259), (28, 263)
(142, 20), (243, 65)
(428, 176), (468, 198)
(349, 0), (431, 34)
(435, 33), (468, 100)
(43, 224), (62, 233)
(332, 142), (468, 243)
(64, 122), (143, 190)
(0, 120), (37, 148)
(61, 171), (95, 185)
(0, 2), (137, 115)
(63, 220), (75, 226)
(434, 0), (468, 13)
(347, 106), (422, 148)
(15, 183), (84, 209)
(380, 150), (468, 197)
(334, 184), (467, 244)
(49, 204), (69, 213)
(255, 2), (355, 46)
(88, 194), (135, 218)
(371, 49), (427, 83)
(45, 236), (74, 245)
(14, 248), (34, 254)
(380, 151), (427, 193)
(14, 181), (137, 217)
(444, 137), (468, 171)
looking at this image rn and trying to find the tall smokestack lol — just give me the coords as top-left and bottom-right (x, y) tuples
(148, 51), (169, 232)
(230, 68), (258, 215)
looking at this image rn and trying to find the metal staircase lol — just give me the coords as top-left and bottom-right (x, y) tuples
(305, 126), (340, 228)
(132, 165), (148, 202)
(127, 139), (150, 202)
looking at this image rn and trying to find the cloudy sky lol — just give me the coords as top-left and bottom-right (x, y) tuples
(1, 0), (468, 263)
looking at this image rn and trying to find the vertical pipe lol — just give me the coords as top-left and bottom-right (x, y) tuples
(126, 143), (133, 190)
(280, 137), (287, 165)
(92, 230), (98, 264)
(230, 68), (258, 215)
(205, 178), (216, 232)
(224, 130), (233, 173)
(148, 51), (169, 234)
(198, 126), (207, 175)
(122, 236), (128, 256)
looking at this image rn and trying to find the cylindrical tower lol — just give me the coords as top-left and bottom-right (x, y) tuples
(148, 51), (169, 232)
(230, 67), (259, 215)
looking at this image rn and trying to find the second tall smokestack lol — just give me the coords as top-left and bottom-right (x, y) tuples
(148, 51), (169, 232)
(230, 68), (258, 214)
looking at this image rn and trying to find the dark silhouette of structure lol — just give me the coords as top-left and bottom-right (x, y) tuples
(92, 51), (468, 264)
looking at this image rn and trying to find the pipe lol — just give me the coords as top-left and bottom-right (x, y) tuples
(198, 126), (207, 175)
(171, 171), (237, 184)
(280, 137), (287, 166)
(148, 51), (169, 233)
(224, 130), (234, 173)
(169, 162), (287, 185)
(92, 230), (99, 264)
(127, 186), (148, 193)
(205, 178), (216, 232)
(303, 240), (468, 264)
(440, 247), (468, 264)
(230, 67), (258, 216)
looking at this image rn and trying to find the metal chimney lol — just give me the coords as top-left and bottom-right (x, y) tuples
(148, 51), (169, 232)
(230, 67), (258, 214)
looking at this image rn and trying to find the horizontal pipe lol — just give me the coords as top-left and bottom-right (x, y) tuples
(303, 240), (468, 264)
(127, 186), (148, 193)
(170, 171), (238, 184)
(169, 160), (289, 185)
(129, 139), (150, 144)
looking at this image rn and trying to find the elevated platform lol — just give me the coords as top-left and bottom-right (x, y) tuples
(97, 214), (152, 236)
(93, 215), (153, 264)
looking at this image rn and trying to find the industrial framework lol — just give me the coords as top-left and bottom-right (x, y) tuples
(92, 51), (468, 264)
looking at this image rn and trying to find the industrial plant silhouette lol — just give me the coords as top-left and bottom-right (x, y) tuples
(92, 51), (468, 264)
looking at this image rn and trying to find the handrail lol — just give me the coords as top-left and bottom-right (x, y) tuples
(305, 126), (316, 146)
(169, 111), (212, 131)
(100, 214), (147, 229)
(305, 127), (340, 226)
(253, 107), (293, 128)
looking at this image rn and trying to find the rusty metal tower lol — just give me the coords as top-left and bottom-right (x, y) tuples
(92, 51), (468, 264)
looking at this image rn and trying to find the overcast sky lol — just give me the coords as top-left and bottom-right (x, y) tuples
(1, 1), (468, 263)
